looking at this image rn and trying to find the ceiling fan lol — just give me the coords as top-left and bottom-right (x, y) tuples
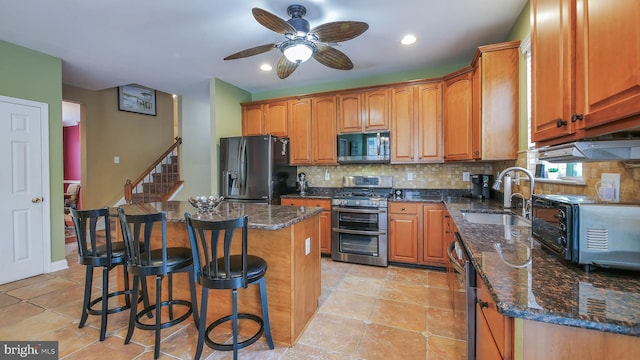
(224, 4), (369, 79)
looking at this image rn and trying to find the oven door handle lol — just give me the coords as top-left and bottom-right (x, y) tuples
(447, 241), (466, 275)
(332, 228), (387, 236)
(332, 207), (387, 214)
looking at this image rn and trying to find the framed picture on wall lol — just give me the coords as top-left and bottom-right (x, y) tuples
(118, 84), (157, 116)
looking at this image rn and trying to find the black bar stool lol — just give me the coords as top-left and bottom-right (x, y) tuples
(118, 208), (199, 359)
(70, 206), (145, 341)
(185, 213), (274, 360)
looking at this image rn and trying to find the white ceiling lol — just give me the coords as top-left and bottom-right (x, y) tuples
(0, 0), (527, 99)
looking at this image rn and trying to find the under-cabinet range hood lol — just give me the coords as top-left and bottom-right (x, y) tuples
(538, 139), (640, 163)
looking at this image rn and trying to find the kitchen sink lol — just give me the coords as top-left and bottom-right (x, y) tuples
(462, 212), (530, 227)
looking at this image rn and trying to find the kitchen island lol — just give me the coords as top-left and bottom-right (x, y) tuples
(119, 201), (323, 346)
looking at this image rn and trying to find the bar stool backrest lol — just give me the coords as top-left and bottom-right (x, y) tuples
(185, 214), (249, 290)
(70, 207), (114, 266)
(118, 208), (168, 275)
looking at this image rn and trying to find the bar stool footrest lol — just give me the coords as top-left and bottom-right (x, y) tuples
(205, 313), (264, 351)
(135, 299), (193, 331)
(86, 289), (132, 316)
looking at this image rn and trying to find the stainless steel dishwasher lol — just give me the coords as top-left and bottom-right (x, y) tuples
(447, 232), (476, 359)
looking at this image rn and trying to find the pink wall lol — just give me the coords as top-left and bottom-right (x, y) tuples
(63, 125), (80, 181)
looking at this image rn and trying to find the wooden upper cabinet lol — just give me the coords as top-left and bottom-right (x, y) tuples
(390, 86), (415, 162)
(391, 83), (442, 163)
(443, 69), (474, 161)
(312, 95), (338, 164)
(531, 0), (576, 143)
(363, 88), (390, 131)
(473, 42), (520, 160)
(338, 89), (390, 133)
(242, 104), (264, 136)
(416, 82), (443, 162)
(575, 0), (640, 130)
(242, 101), (288, 137)
(337, 92), (362, 133)
(288, 98), (312, 165)
(264, 101), (288, 137)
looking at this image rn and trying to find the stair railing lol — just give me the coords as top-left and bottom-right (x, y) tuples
(124, 136), (182, 204)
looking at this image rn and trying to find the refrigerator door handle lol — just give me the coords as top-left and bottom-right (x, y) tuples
(239, 137), (247, 194)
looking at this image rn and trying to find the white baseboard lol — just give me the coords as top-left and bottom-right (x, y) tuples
(48, 259), (68, 273)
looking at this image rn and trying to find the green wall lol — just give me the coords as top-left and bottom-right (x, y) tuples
(0, 40), (65, 263)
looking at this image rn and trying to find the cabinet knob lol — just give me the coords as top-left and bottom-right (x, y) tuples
(556, 119), (568, 128)
(571, 113), (584, 122)
(477, 299), (489, 309)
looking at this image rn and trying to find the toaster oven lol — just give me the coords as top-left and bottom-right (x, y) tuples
(532, 194), (640, 271)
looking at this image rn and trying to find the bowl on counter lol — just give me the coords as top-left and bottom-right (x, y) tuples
(188, 196), (224, 213)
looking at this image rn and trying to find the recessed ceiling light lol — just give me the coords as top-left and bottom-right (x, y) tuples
(401, 34), (417, 45)
(260, 64), (273, 71)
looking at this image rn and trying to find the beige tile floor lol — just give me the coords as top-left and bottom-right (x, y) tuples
(0, 242), (466, 359)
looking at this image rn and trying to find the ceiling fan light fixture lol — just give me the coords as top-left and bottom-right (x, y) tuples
(283, 40), (315, 63)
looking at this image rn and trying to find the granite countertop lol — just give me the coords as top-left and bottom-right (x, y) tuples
(120, 201), (323, 231)
(444, 200), (640, 337)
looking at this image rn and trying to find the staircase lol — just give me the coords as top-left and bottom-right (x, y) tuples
(124, 137), (183, 204)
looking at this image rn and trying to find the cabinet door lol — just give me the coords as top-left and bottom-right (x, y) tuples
(288, 98), (312, 165)
(576, 0), (640, 129)
(264, 101), (288, 137)
(421, 204), (446, 266)
(319, 210), (331, 254)
(477, 276), (514, 359)
(481, 47), (519, 160)
(531, 0), (576, 142)
(476, 309), (504, 360)
(444, 70), (474, 161)
(389, 213), (419, 264)
(390, 85), (415, 163)
(312, 96), (338, 164)
(337, 92), (362, 133)
(416, 82), (443, 162)
(363, 88), (390, 131)
(242, 104), (264, 136)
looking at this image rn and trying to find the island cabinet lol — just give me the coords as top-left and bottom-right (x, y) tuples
(476, 275), (514, 360)
(471, 41), (520, 160)
(337, 88), (390, 133)
(242, 101), (288, 137)
(443, 69), (475, 161)
(390, 82), (443, 163)
(532, 0), (640, 146)
(388, 202), (447, 267)
(287, 96), (337, 165)
(281, 197), (332, 255)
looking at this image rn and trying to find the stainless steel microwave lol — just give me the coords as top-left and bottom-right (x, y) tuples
(337, 132), (390, 164)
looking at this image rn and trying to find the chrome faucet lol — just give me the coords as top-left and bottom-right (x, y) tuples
(510, 193), (526, 218)
(493, 167), (535, 219)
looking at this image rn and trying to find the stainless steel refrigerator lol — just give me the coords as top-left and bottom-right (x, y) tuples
(219, 135), (296, 204)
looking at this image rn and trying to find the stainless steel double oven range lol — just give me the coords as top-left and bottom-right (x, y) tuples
(331, 175), (393, 267)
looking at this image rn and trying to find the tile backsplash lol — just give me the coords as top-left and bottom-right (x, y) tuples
(297, 163), (494, 190)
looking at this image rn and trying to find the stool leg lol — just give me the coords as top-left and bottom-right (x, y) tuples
(99, 266), (109, 341)
(168, 273), (174, 320)
(140, 277), (152, 318)
(124, 275), (140, 345)
(188, 269), (199, 327)
(232, 288), (238, 360)
(194, 286), (208, 360)
(79, 266), (93, 329)
(123, 264), (131, 308)
(154, 275), (162, 359)
(258, 278), (274, 349)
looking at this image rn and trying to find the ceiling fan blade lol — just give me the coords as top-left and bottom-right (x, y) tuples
(252, 8), (296, 35)
(311, 21), (369, 43)
(224, 43), (277, 60)
(313, 44), (354, 70)
(276, 56), (299, 79)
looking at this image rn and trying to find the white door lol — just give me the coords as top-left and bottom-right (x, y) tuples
(0, 96), (50, 285)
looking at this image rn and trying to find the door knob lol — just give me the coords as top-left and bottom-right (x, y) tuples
(32, 197), (43, 203)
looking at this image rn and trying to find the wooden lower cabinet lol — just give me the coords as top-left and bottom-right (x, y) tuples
(476, 275), (514, 359)
(281, 198), (332, 255)
(388, 202), (447, 267)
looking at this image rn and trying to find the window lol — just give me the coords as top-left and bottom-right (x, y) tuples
(522, 34), (583, 182)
